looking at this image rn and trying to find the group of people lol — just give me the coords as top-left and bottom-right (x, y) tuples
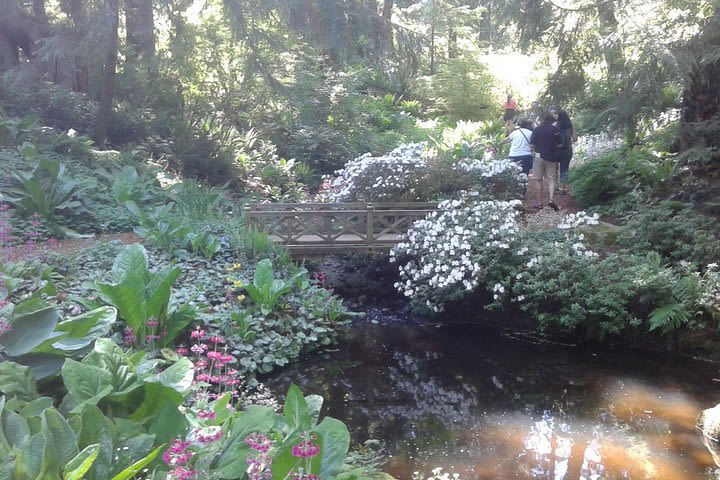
(501, 94), (577, 211)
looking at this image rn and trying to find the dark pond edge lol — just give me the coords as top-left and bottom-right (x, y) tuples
(308, 253), (720, 365)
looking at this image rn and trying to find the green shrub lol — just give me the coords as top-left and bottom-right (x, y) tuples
(568, 147), (673, 207)
(1, 157), (92, 223)
(617, 202), (720, 263)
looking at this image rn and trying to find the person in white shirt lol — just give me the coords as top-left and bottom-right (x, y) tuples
(502, 118), (534, 175)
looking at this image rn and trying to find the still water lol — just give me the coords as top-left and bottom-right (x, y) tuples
(264, 322), (720, 480)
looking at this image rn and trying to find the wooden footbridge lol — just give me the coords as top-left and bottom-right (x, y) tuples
(244, 202), (438, 254)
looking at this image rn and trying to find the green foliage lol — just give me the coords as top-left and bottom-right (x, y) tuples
(617, 202), (720, 263)
(568, 147), (674, 207)
(93, 244), (195, 347)
(243, 259), (309, 316)
(165, 179), (227, 223)
(98, 165), (163, 206)
(0, 299), (116, 379)
(126, 201), (223, 259)
(188, 384), (350, 480)
(0, 347), (179, 480)
(415, 55), (497, 122)
(1, 158), (91, 222)
(0, 116), (39, 147)
(242, 227), (276, 261)
(127, 202), (192, 253)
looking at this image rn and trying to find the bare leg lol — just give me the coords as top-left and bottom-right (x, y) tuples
(548, 174), (556, 203)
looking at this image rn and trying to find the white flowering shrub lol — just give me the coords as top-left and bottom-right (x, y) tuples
(700, 263), (720, 320)
(454, 158), (527, 201)
(574, 133), (623, 166)
(319, 143), (429, 202)
(319, 139), (527, 203)
(390, 197), (522, 312)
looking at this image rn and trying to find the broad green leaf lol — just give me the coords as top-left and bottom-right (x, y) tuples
(0, 361), (39, 406)
(129, 383), (184, 422)
(19, 397), (53, 418)
(2, 410), (30, 447)
(146, 400), (186, 444)
(113, 433), (155, 470)
(162, 305), (195, 348)
(110, 244), (149, 283)
(62, 360), (114, 413)
(17, 352), (67, 380)
(1, 307), (61, 356)
(212, 405), (276, 475)
(42, 408), (79, 464)
(63, 444), (100, 480)
(306, 394), (324, 427)
(145, 357), (194, 393)
(284, 383), (311, 431)
(110, 444), (165, 480)
(54, 306), (116, 351)
(315, 417), (351, 480)
(97, 278), (147, 333)
(253, 259), (274, 292)
(146, 265), (181, 319)
(77, 406), (116, 480)
(14, 432), (44, 479)
(10, 297), (49, 316)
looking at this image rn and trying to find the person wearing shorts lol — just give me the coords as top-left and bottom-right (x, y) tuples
(529, 112), (560, 211)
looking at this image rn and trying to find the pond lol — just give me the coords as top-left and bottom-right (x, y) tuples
(263, 320), (720, 479)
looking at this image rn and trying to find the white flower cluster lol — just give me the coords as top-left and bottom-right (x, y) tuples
(390, 198), (522, 311)
(455, 158), (525, 181)
(556, 211), (600, 229)
(700, 263), (720, 314)
(320, 143), (429, 202)
(453, 158), (527, 201)
(574, 133), (623, 166)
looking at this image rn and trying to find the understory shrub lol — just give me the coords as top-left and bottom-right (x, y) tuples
(390, 196), (522, 313)
(216, 259), (350, 375)
(320, 143), (429, 202)
(320, 141), (527, 204)
(569, 147), (674, 208)
(617, 202), (720, 264)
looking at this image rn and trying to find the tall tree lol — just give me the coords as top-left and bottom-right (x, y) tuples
(125, 0), (155, 58)
(95, 0), (121, 146)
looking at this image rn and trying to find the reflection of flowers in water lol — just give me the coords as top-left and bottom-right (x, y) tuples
(522, 412), (574, 479)
(355, 351), (478, 427)
(521, 412), (610, 480)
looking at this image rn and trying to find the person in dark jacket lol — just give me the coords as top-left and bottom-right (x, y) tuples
(529, 112), (560, 211)
(555, 109), (577, 194)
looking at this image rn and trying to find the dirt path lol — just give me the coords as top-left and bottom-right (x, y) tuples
(50, 232), (144, 257)
(522, 174), (581, 214)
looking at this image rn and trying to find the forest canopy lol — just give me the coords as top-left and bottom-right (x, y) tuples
(0, 0), (718, 182)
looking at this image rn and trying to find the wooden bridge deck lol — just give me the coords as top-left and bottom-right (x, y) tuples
(245, 202), (438, 254)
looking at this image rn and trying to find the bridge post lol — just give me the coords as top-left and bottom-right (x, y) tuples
(243, 205), (253, 230)
(366, 204), (375, 250)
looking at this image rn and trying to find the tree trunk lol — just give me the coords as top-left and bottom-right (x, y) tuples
(382, 0), (393, 19)
(95, 0), (120, 146)
(448, 28), (457, 58)
(429, 0), (436, 75)
(596, 0), (623, 77)
(125, 0), (155, 58)
(364, 0), (379, 14)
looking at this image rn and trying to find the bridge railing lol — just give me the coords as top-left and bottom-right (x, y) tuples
(244, 202), (438, 254)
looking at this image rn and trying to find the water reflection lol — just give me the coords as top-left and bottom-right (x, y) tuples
(263, 323), (720, 479)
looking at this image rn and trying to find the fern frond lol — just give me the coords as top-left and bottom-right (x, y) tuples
(648, 303), (689, 332)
